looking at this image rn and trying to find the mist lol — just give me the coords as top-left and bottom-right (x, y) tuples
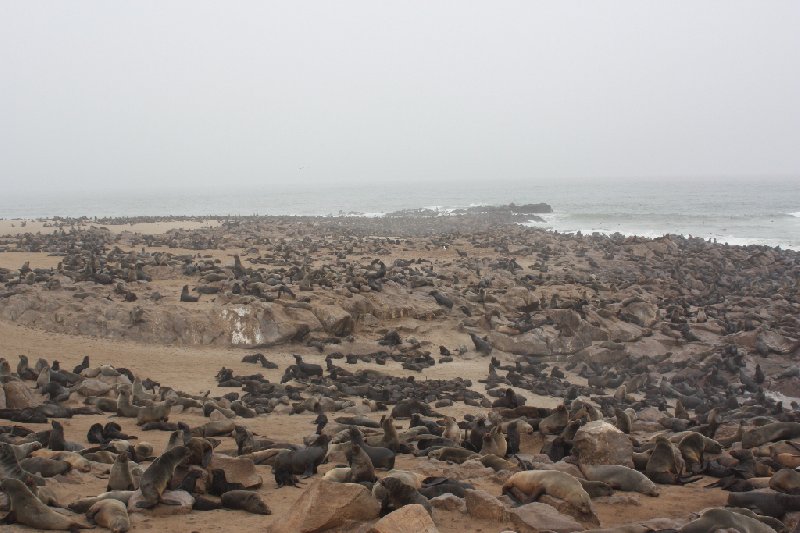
(1, 1), (799, 195)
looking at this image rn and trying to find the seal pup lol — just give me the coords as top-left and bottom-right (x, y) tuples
(86, 498), (130, 533)
(372, 476), (432, 515)
(19, 457), (72, 478)
(1, 478), (91, 530)
(220, 491), (271, 515)
(107, 453), (136, 491)
(272, 449), (300, 488)
(136, 445), (190, 508)
(180, 285), (199, 302)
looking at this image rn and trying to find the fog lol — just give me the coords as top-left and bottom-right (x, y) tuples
(1, 1), (798, 194)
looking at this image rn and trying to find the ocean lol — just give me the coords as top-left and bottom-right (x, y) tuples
(2, 176), (798, 250)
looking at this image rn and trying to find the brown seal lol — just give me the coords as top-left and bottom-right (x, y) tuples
(137, 446), (190, 508)
(107, 453), (135, 491)
(1, 478), (91, 530)
(86, 498), (130, 533)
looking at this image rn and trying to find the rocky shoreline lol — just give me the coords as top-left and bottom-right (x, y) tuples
(0, 209), (798, 532)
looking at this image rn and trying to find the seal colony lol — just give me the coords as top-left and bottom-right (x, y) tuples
(0, 207), (798, 532)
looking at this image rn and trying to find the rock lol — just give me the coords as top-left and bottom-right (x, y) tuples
(128, 489), (194, 515)
(757, 330), (796, 355)
(73, 378), (113, 397)
(3, 380), (40, 408)
(208, 455), (262, 488)
(487, 331), (550, 356)
(573, 420), (633, 468)
(621, 301), (659, 328)
(368, 504), (438, 533)
(312, 305), (354, 337)
(429, 494), (465, 512)
(0, 384), (5, 409)
(539, 494), (600, 526)
(272, 480), (380, 533)
(508, 502), (584, 533)
(464, 489), (505, 521)
(575, 344), (627, 365)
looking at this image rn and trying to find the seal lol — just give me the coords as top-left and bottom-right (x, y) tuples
(580, 464), (659, 496)
(645, 436), (686, 484)
(480, 454), (518, 472)
(272, 449), (300, 488)
(346, 442), (377, 483)
(727, 490), (800, 518)
(136, 398), (175, 426)
(769, 468), (800, 495)
(0, 478), (91, 530)
(502, 470), (593, 516)
(680, 507), (780, 533)
(19, 457), (72, 478)
(372, 476), (432, 515)
(578, 479), (614, 498)
(480, 426), (508, 457)
(349, 428), (395, 470)
(107, 453), (136, 491)
(220, 490), (271, 515)
(136, 445), (190, 508)
(86, 498), (130, 533)
(0, 442), (45, 488)
(427, 446), (480, 464)
(116, 389), (140, 418)
(742, 422), (800, 449)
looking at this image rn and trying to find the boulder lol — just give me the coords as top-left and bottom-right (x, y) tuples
(464, 489), (505, 521)
(312, 305), (354, 337)
(621, 302), (659, 328)
(508, 502), (583, 533)
(368, 504), (439, 533)
(488, 331), (550, 356)
(208, 455), (262, 488)
(3, 380), (40, 408)
(573, 420), (633, 468)
(272, 480), (380, 533)
(575, 344), (627, 365)
(0, 384), (5, 409)
(73, 378), (113, 397)
(429, 494), (465, 512)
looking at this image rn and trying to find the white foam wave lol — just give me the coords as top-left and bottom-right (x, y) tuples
(788, 211), (800, 218)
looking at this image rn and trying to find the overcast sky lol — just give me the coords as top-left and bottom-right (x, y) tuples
(1, 1), (798, 194)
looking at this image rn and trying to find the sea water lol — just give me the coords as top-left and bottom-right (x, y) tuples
(1, 176), (798, 250)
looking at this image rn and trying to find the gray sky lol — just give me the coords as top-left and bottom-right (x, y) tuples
(1, 1), (798, 193)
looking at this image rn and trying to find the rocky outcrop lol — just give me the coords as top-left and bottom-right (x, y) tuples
(271, 480), (380, 533)
(573, 420), (634, 468)
(368, 504), (438, 533)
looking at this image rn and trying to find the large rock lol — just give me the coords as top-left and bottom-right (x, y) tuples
(429, 494), (465, 512)
(573, 420), (633, 468)
(464, 489), (505, 521)
(3, 380), (40, 408)
(73, 378), (114, 397)
(488, 331), (550, 356)
(272, 480), (380, 533)
(208, 455), (262, 488)
(575, 343), (627, 365)
(508, 502), (583, 533)
(621, 301), (659, 328)
(312, 305), (354, 337)
(0, 384), (5, 409)
(368, 504), (438, 533)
